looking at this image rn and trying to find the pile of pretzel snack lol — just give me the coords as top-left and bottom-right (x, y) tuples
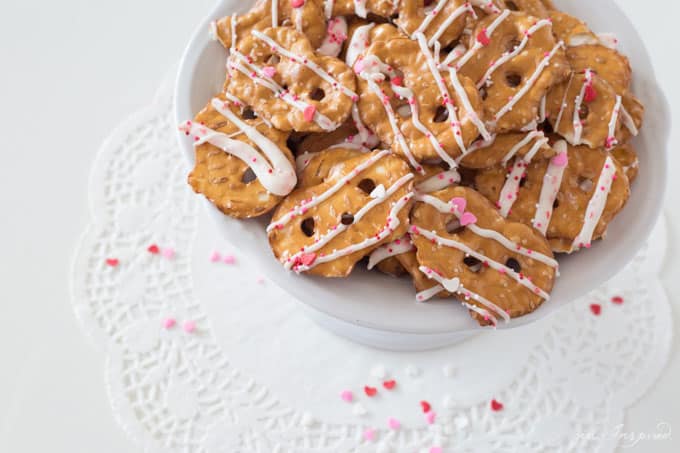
(180, 0), (643, 326)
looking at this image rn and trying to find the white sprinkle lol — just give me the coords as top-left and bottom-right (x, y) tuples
(453, 414), (470, 430)
(352, 403), (368, 416)
(442, 394), (456, 409)
(300, 412), (315, 427)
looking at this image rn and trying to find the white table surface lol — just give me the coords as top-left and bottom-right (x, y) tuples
(0, 1), (677, 452)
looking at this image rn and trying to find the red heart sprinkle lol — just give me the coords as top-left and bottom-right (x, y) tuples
(590, 304), (602, 315)
(147, 244), (160, 254)
(477, 29), (491, 46)
(490, 399), (504, 411)
(364, 386), (377, 397)
(420, 400), (431, 413)
(383, 380), (396, 390)
(391, 76), (403, 87)
(611, 296), (624, 305)
(584, 84), (598, 102)
(105, 258), (119, 267)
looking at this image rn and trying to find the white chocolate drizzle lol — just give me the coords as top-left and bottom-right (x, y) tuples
(606, 94), (622, 150)
(572, 69), (594, 145)
(285, 174), (414, 270)
(419, 266), (511, 324)
(179, 99), (297, 196)
(490, 41), (564, 126)
(442, 9), (510, 69)
(476, 19), (552, 89)
(532, 140), (568, 235)
(414, 193), (558, 268)
(410, 226), (551, 299)
(367, 235), (415, 270)
(416, 169), (461, 193)
(252, 30), (358, 100)
(571, 156), (617, 250)
(294, 192), (415, 271)
(317, 17), (347, 57)
(426, 2), (476, 47)
(267, 150), (391, 231)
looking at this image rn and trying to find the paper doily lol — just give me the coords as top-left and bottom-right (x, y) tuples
(71, 76), (673, 453)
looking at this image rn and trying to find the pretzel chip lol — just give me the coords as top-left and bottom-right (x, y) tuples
(182, 96), (297, 219)
(226, 26), (358, 133)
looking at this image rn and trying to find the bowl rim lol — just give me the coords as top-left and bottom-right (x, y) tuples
(174, 0), (670, 335)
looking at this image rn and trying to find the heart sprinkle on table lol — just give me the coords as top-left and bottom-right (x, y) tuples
(611, 295), (624, 304)
(425, 411), (437, 424)
(147, 244), (160, 254)
(183, 320), (196, 333)
(223, 254), (236, 264)
(363, 428), (375, 441)
(364, 386), (377, 397)
(420, 400), (431, 413)
(105, 258), (119, 267)
(161, 247), (175, 259)
(163, 318), (177, 329)
(340, 390), (353, 402)
(210, 251), (221, 262)
(490, 399), (504, 412)
(382, 379), (396, 390)
(387, 417), (401, 430)
(590, 303), (602, 315)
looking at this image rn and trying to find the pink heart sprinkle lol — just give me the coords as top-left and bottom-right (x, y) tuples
(430, 448), (443, 453)
(460, 212), (478, 226)
(183, 321), (196, 333)
(450, 197), (467, 213)
(551, 151), (568, 167)
(291, 0), (304, 7)
(163, 318), (176, 329)
(354, 59), (366, 74)
(425, 411), (437, 424)
(210, 251), (221, 262)
(223, 254), (236, 265)
(262, 66), (276, 78)
(162, 248), (175, 259)
(299, 252), (317, 266)
(303, 105), (316, 122)
(387, 417), (401, 430)
(340, 390), (353, 402)
(363, 428), (375, 441)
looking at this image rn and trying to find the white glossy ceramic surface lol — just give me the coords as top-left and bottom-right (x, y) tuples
(175, 0), (668, 349)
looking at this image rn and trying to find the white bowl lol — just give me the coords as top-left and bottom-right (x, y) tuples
(175, 0), (669, 350)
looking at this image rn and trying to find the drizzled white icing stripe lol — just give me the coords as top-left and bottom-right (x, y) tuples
(415, 33), (467, 155)
(414, 0), (474, 39)
(317, 17), (347, 57)
(572, 69), (594, 145)
(229, 51), (338, 131)
(572, 156), (617, 250)
(414, 194), (558, 268)
(345, 23), (375, 68)
(443, 9), (511, 69)
(294, 3), (304, 33)
(367, 235), (415, 269)
(620, 105), (639, 136)
(476, 19), (552, 89)
(252, 30), (358, 100)
(230, 13), (238, 53)
(354, 0), (368, 18)
(267, 150), (391, 231)
(347, 104), (379, 148)
(532, 140), (568, 235)
(491, 41), (564, 125)
(324, 0), (334, 19)
(358, 58), (423, 172)
(447, 67), (492, 140)
(419, 266), (511, 324)
(498, 135), (549, 217)
(455, 134), (497, 164)
(606, 95), (622, 149)
(179, 101), (297, 196)
(411, 226), (551, 299)
(416, 284), (445, 302)
(391, 84), (457, 169)
(554, 72), (574, 132)
(271, 0), (278, 27)
(539, 94), (547, 123)
(416, 169), (461, 193)
(285, 174), (414, 270)
(295, 192), (415, 271)
(427, 2), (475, 47)
(500, 130), (546, 165)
